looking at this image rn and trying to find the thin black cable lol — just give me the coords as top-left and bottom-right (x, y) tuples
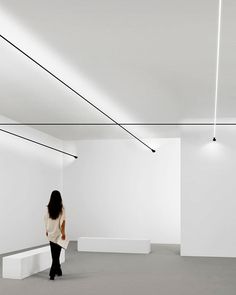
(0, 34), (156, 153)
(0, 128), (78, 159)
(0, 122), (236, 126)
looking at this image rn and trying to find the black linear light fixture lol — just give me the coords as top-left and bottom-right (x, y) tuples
(0, 128), (78, 159)
(1, 122), (236, 126)
(0, 34), (156, 153)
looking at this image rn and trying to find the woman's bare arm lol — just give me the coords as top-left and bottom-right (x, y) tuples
(61, 220), (66, 240)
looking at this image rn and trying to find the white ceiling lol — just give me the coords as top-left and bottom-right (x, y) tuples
(0, 0), (235, 140)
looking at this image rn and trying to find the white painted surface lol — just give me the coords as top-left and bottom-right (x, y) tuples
(0, 115), (63, 254)
(63, 138), (180, 244)
(1, 1), (235, 140)
(2, 246), (65, 279)
(78, 237), (151, 254)
(181, 127), (236, 257)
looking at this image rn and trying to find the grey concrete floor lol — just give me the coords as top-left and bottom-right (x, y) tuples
(1, 242), (236, 295)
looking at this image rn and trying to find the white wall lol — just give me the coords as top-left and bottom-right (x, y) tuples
(2, 111), (236, 257)
(0, 115), (63, 254)
(63, 138), (180, 244)
(181, 127), (236, 257)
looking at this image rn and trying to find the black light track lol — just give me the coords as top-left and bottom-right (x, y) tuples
(0, 123), (236, 126)
(0, 34), (156, 153)
(0, 128), (78, 159)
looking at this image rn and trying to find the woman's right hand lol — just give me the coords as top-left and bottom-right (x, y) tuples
(62, 234), (66, 240)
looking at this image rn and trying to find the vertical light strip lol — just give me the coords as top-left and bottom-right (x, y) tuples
(213, 0), (223, 141)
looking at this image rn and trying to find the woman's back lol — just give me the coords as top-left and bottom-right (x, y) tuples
(44, 207), (65, 243)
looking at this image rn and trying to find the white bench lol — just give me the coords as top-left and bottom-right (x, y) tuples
(77, 237), (151, 254)
(2, 246), (65, 279)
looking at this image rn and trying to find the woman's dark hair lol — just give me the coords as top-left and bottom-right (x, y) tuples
(47, 190), (63, 219)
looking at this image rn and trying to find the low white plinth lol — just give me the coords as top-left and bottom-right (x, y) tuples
(2, 246), (65, 279)
(77, 237), (151, 254)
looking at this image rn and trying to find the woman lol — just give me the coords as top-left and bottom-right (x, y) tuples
(44, 190), (66, 280)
